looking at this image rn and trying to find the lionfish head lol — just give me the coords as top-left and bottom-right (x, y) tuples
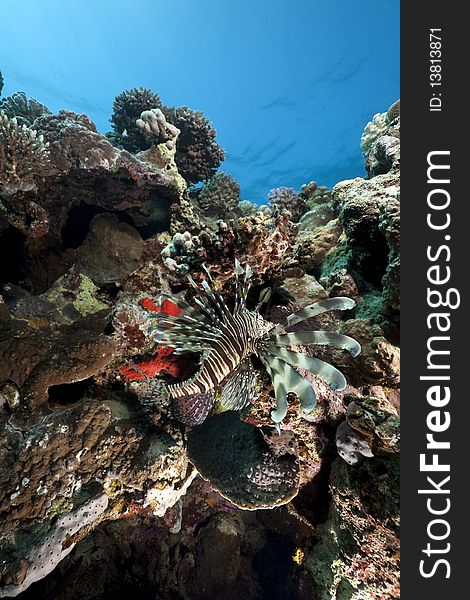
(146, 259), (361, 426)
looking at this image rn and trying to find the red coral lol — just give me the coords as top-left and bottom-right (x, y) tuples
(122, 346), (181, 380)
(138, 296), (181, 317)
(122, 297), (184, 381)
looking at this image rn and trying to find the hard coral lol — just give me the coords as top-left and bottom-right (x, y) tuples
(386, 99), (400, 123)
(0, 91), (50, 126)
(0, 112), (49, 196)
(110, 87), (163, 152)
(198, 171), (240, 219)
(239, 210), (298, 278)
(268, 187), (307, 223)
(163, 105), (225, 183)
(360, 112), (387, 157)
(136, 108), (180, 150)
(187, 411), (300, 509)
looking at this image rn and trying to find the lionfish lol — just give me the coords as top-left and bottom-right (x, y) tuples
(145, 260), (360, 426)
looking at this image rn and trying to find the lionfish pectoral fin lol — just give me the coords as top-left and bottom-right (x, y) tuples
(218, 361), (257, 411)
(174, 390), (216, 427)
(265, 347), (347, 392)
(268, 354), (317, 415)
(234, 258), (244, 276)
(278, 297), (356, 330)
(267, 331), (361, 357)
(260, 356), (289, 423)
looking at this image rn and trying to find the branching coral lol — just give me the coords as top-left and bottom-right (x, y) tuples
(197, 171), (240, 218)
(238, 199), (259, 217)
(110, 87), (163, 152)
(0, 91), (50, 126)
(163, 105), (225, 183)
(268, 187), (306, 222)
(0, 112), (50, 196)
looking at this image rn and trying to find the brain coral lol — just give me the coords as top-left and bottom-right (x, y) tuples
(163, 105), (225, 183)
(198, 171), (240, 218)
(0, 112), (50, 196)
(0, 91), (50, 126)
(110, 87), (163, 152)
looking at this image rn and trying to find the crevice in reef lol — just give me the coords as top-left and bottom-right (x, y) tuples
(61, 203), (135, 250)
(351, 234), (389, 290)
(253, 530), (296, 600)
(47, 379), (94, 405)
(0, 226), (26, 287)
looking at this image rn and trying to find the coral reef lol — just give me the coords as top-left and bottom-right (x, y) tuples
(331, 171), (400, 334)
(197, 171), (241, 219)
(0, 88), (400, 599)
(360, 112), (387, 157)
(362, 100), (400, 177)
(0, 91), (51, 126)
(163, 105), (225, 183)
(303, 456), (399, 599)
(268, 186), (307, 222)
(301, 181), (332, 209)
(109, 87), (163, 152)
(0, 112), (50, 196)
(238, 199), (259, 217)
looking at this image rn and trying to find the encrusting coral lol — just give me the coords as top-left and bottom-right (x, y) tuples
(0, 112), (50, 196)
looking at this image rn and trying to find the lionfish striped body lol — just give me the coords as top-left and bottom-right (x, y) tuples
(146, 260), (360, 425)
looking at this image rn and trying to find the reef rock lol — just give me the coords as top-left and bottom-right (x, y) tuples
(334, 319), (400, 387)
(0, 317), (117, 409)
(294, 219), (343, 269)
(77, 213), (144, 284)
(0, 395), (192, 596)
(1, 109), (184, 239)
(303, 456), (399, 599)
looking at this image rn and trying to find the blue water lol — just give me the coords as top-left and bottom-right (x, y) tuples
(0, 0), (399, 203)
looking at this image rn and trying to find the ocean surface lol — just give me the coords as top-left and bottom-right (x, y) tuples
(0, 0), (399, 202)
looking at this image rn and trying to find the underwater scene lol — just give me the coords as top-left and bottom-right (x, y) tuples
(0, 1), (400, 598)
